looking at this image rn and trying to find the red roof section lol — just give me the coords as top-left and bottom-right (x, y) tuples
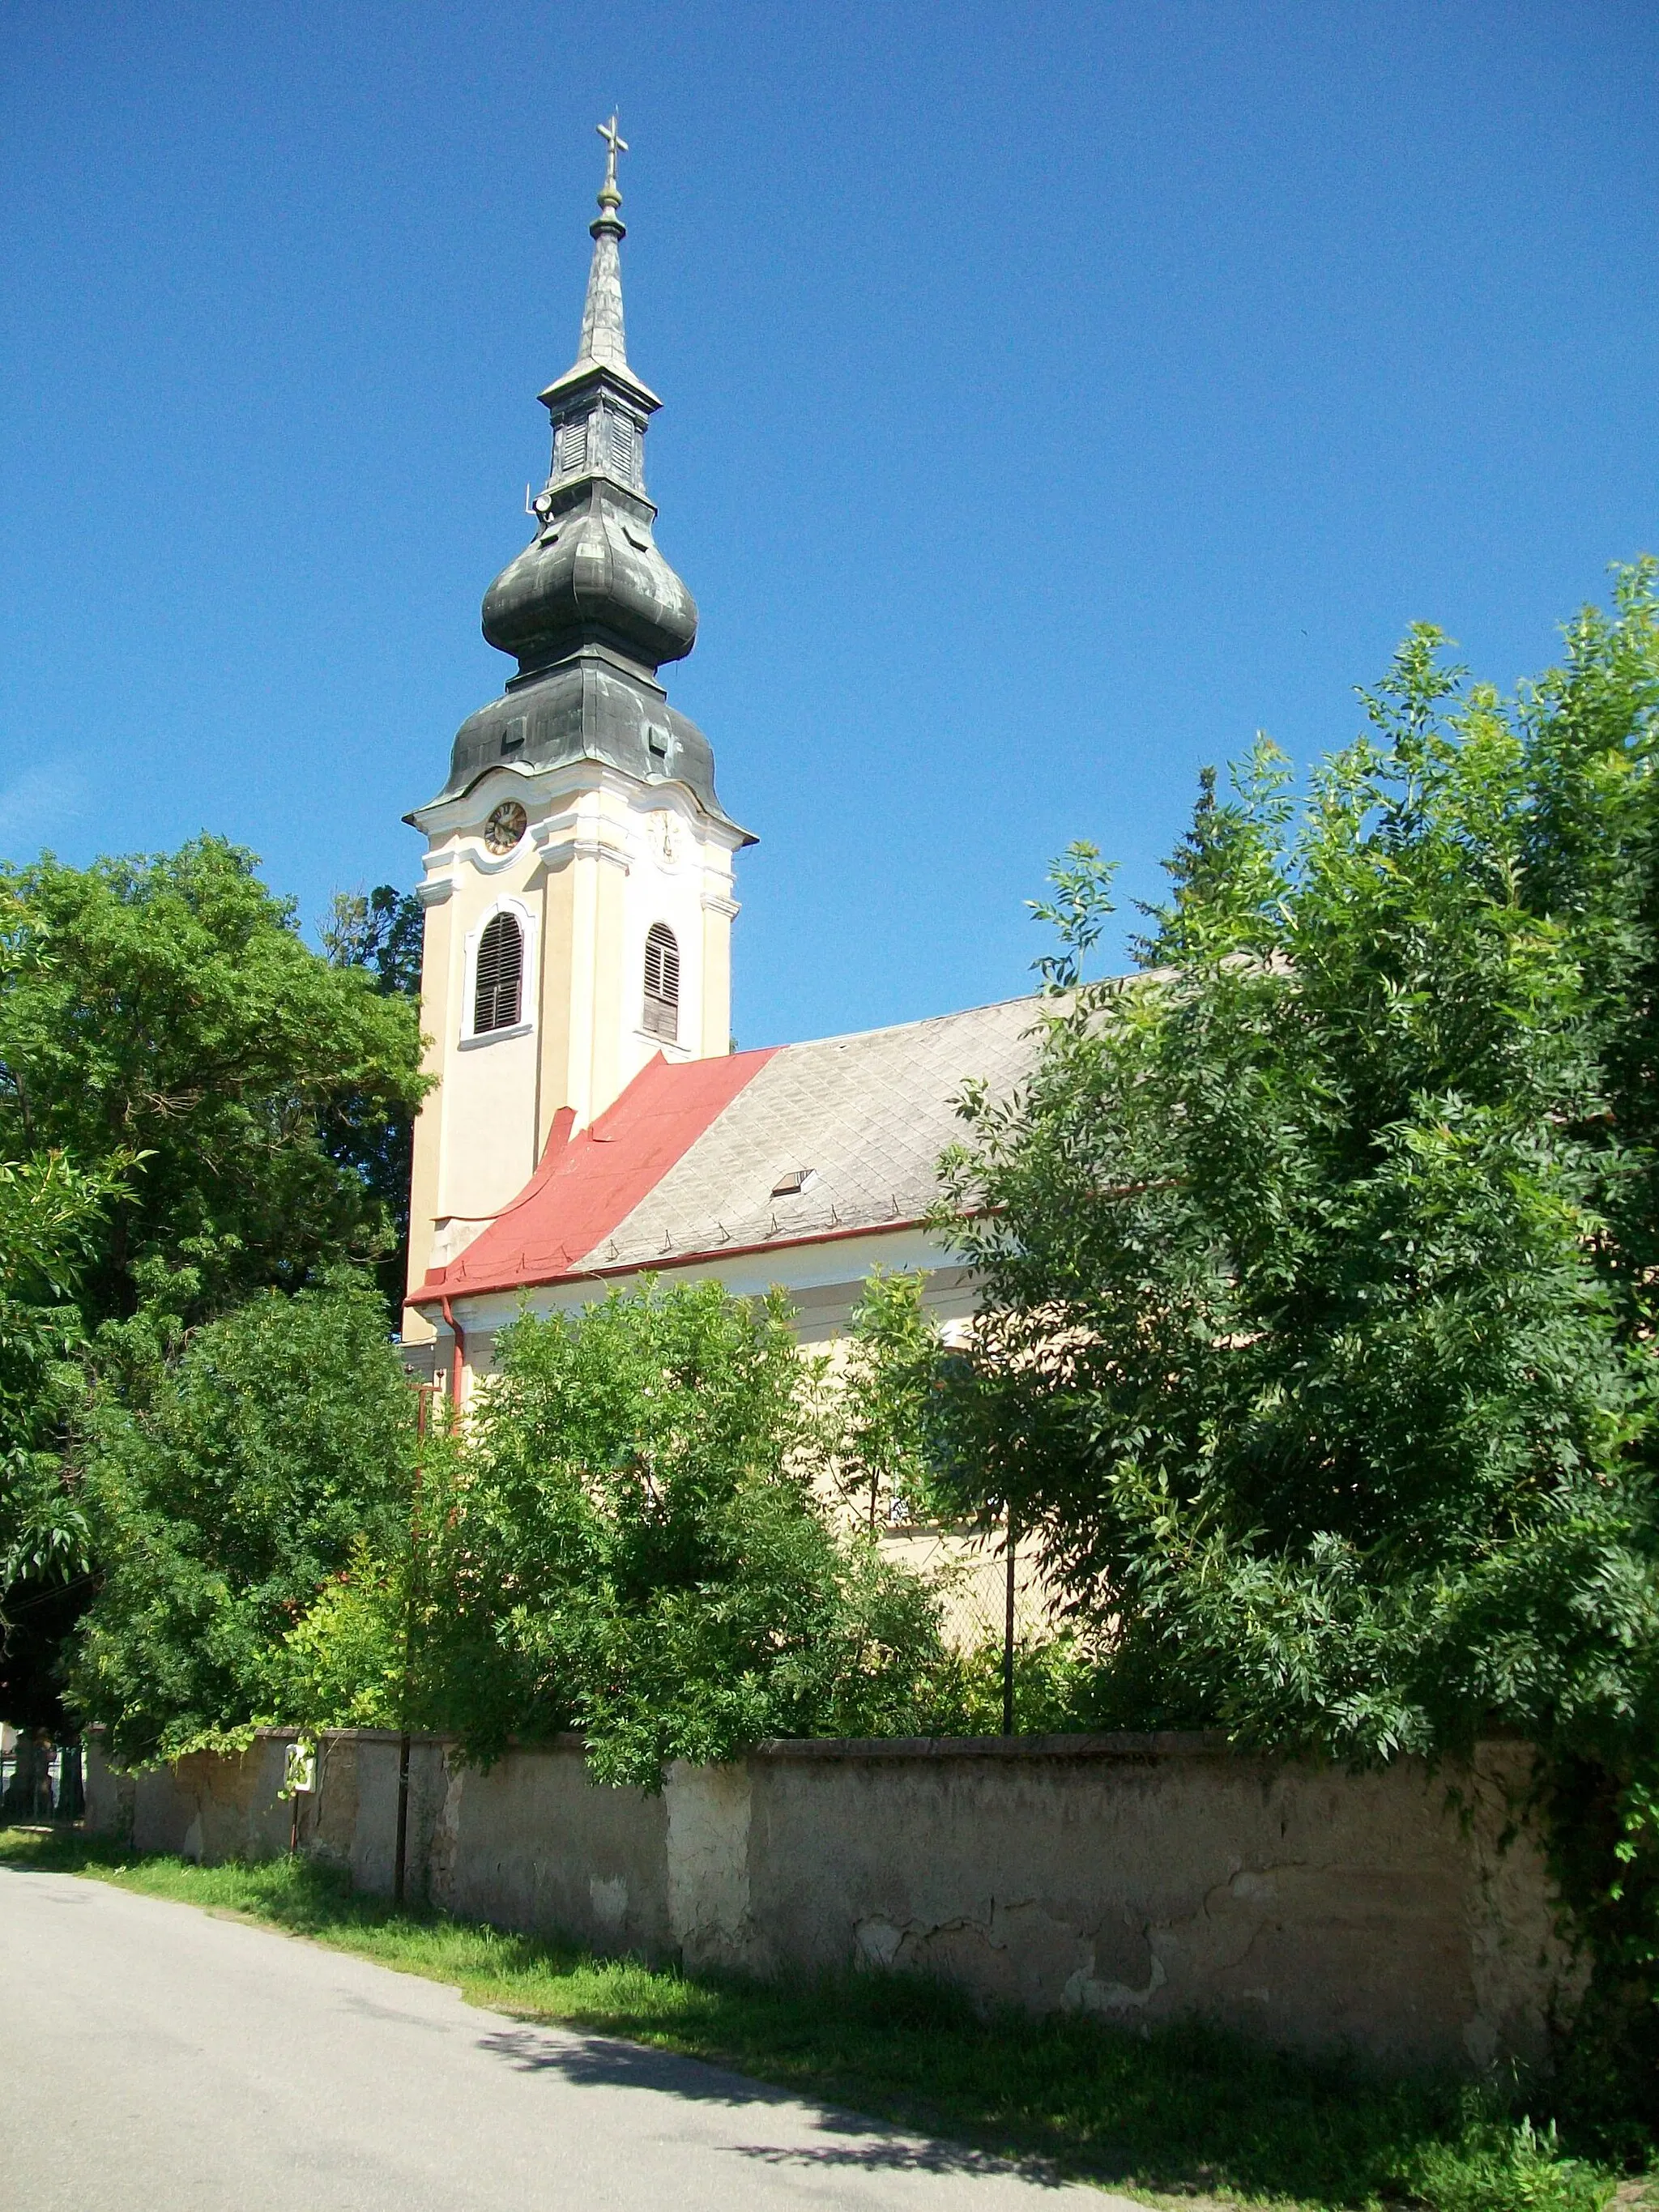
(412, 1046), (778, 1304)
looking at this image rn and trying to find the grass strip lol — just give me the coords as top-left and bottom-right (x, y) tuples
(0, 1825), (1635, 2212)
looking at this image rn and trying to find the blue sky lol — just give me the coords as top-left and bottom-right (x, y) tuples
(2, 2), (1655, 1046)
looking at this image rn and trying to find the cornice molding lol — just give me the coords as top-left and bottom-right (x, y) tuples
(408, 757), (731, 845)
(569, 835), (631, 874)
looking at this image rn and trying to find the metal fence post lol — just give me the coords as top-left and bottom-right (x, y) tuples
(1002, 1508), (1017, 1737)
(394, 1381), (435, 1910)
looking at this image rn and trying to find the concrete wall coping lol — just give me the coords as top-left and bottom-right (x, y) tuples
(100, 1724), (1520, 1771)
(749, 1731), (1239, 1762)
(327, 1727), (1526, 1775)
(258, 1726), (1244, 1763)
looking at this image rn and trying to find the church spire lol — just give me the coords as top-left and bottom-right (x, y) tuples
(537, 114), (659, 419)
(574, 115), (629, 373)
(482, 121), (697, 686)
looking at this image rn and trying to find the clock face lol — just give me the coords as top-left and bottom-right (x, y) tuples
(484, 801), (527, 855)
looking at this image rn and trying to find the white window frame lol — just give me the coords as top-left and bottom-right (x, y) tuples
(459, 893), (539, 1047)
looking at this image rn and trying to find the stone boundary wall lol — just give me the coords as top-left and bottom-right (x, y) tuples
(83, 1730), (1582, 2074)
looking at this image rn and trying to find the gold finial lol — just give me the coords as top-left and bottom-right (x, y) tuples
(595, 113), (628, 211)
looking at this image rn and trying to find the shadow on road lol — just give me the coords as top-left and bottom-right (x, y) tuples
(473, 2023), (1074, 2187)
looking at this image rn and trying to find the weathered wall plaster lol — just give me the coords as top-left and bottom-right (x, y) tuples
(83, 1730), (1583, 2073)
(663, 1758), (753, 1971)
(430, 1734), (672, 1958)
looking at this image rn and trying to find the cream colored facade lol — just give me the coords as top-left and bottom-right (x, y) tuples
(402, 751), (743, 1335)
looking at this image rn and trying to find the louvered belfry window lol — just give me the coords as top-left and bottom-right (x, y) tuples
(605, 417), (638, 483)
(642, 923), (680, 1042)
(473, 912), (523, 1035)
(556, 420), (587, 477)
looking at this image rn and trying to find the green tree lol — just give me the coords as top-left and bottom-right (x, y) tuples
(830, 1269), (948, 1532)
(0, 841), (427, 1729)
(0, 1145), (130, 1726)
(66, 1276), (417, 1764)
(941, 592), (1657, 1750)
(320, 885), (424, 1000)
(0, 837), (428, 1330)
(290, 1279), (950, 1786)
(936, 565), (1659, 2128)
(320, 884), (426, 1306)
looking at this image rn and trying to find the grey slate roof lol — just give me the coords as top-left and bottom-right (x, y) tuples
(586, 994), (1047, 1271)
(428, 649), (745, 837)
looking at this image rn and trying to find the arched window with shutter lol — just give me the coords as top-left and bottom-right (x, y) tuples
(642, 923), (680, 1043)
(472, 911), (523, 1035)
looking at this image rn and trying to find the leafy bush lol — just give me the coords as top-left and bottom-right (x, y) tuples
(287, 1278), (954, 1785)
(825, 1267), (955, 1531)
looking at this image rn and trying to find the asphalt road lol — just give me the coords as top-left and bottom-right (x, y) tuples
(0, 1866), (1137, 2210)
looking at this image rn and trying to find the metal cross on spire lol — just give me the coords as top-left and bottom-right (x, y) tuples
(596, 113), (628, 196)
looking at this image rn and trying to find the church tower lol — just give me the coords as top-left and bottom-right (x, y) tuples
(403, 121), (752, 1320)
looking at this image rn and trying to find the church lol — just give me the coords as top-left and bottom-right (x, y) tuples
(401, 126), (1044, 1400)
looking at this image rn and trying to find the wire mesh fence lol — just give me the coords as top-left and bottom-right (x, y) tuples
(876, 1522), (1055, 1655)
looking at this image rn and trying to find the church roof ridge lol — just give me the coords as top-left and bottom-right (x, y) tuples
(751, 989), (1050, 1059)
